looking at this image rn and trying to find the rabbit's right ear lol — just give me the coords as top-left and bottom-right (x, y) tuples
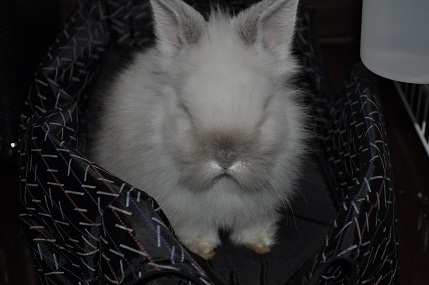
(234, 0), (299, 63)
(150, 0), (207, 55)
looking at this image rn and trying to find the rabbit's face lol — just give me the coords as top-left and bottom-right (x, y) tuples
(155, 0), (302, 194)
(163, 45), (289, 193)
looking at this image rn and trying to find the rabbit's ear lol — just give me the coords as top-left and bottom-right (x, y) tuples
(150, 0), (207, 55)
(234, 0), (299, 62)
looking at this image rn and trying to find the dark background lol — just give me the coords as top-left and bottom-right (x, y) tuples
(0, 0), (428, 284)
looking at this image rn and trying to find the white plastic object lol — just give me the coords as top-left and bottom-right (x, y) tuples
(361, 0), (429, 84)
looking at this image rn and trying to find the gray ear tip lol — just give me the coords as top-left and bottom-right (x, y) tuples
(150, 0), (207, 52)
(234, 0), (299, 58)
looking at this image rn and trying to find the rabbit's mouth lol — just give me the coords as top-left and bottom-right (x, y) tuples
(212, 172), (240, 188)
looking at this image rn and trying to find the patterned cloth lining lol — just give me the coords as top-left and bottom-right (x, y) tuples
(18, 1), (399, 284)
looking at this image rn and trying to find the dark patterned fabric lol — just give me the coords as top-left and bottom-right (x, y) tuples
(304, 65), (399, 285)
(18, 1), (399, 284)
(293, 9), (399, 284)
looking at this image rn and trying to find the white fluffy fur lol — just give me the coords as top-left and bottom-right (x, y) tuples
(90, 0), (308, 258)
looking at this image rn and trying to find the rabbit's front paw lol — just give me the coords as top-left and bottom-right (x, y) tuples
(231, 219), (277, 254)
(177, 228), (221, 260)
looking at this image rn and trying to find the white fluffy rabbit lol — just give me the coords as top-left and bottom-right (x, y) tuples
(90, 0), (309, 259)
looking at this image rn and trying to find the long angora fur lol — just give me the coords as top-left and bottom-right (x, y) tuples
(90, 0), (309, 259)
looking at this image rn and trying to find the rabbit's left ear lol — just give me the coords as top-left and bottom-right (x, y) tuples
(150, 0), (207, 55)
(234, 0), (299, 62)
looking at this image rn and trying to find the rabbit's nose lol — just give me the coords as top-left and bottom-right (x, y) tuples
(216, 149), (237, 171)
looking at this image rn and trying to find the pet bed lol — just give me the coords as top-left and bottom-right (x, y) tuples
(18, 1), (399, 284)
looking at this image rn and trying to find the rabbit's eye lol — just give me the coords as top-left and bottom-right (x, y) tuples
(263, 93), (275, 110)
(179, 103), (193, 119)
(257, 93), (275, 127)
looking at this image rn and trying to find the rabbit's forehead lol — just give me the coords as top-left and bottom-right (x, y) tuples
(180, 45), (272, 106)
(175, 30), (275, 131)
(183, 63), (270, 101)
(179, 64), (271, 130)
